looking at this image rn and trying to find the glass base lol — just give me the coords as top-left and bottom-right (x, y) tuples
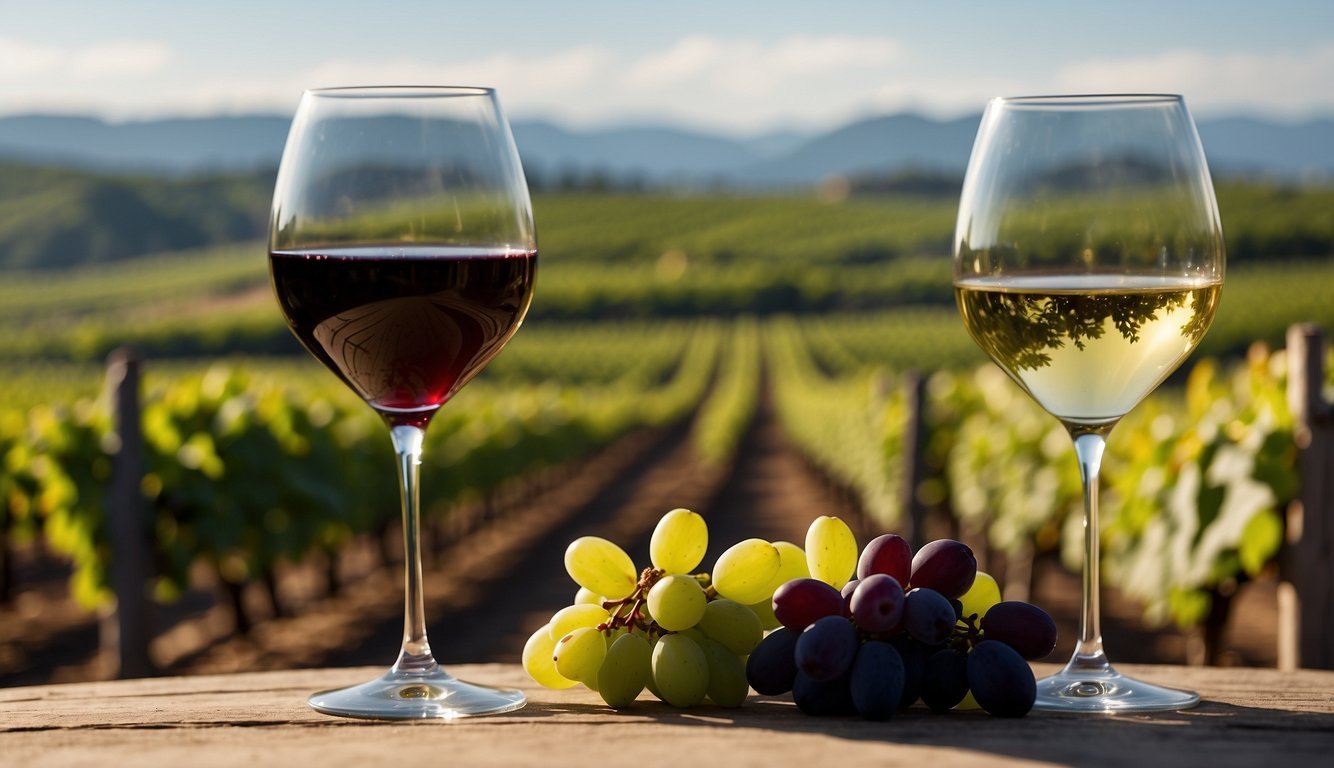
(308, 667), (526, 720)
(1034, 665), (1199, 713)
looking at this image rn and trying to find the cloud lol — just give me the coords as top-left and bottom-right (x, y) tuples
(1055, 44), (1334, 117)
(0, 36), (171, 81)
(69, 40), (172, 78)
(0, 36), (64, 78)
(626, 34), (901, 94)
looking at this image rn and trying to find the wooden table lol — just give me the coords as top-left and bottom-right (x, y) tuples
(2, 663), (1331, 767)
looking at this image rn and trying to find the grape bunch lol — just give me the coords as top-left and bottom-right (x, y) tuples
(523, 508), (802, 708)
(748, 521), (1058, 719)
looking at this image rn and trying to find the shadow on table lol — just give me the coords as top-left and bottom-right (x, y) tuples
(522, 695), (1334, 766)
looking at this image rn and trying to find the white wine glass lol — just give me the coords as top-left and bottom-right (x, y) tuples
(953, 94), (1224, 712)
(269, 86), (536, 719)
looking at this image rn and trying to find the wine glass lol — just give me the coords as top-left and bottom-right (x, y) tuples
(953, 95), (1224, 712)
(268, 86), (536, 719)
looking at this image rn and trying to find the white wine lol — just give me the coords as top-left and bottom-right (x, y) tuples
(955, 274), (1221, 425)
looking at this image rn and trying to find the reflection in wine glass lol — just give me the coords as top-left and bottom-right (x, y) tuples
(954, 95), (1224, 712)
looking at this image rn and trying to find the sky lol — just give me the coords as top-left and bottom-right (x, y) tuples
(2, 1), (1332, 135)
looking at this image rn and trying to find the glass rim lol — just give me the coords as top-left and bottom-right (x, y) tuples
(303, 85), (496, 99)
(990, 93), (1185, 109)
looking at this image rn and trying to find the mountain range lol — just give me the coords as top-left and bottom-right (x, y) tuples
(0, 111), (1330, 185)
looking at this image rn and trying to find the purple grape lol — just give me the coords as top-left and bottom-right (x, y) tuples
(792, 670), (855, 716)
(745, 626), (799, 695)
(840, 579), (858, 617)
(773, 578), (846, 631)
(857, 533), (912, 584)
(849, 573), (905, 633)
(794, 615), (859, 682)
(889, 635), (927, 709)
(967, 640), (1036, 717)
(848, 640), (905, 721)
(909, 539), (977, 599)
(902, 587), (957, 645)
(920, 648), (970, 712)
(981, 601), (1058, 661)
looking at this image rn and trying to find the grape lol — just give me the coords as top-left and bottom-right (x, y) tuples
(553, 626), (607, 688)
(765, 540), (812, 590)
(849, 573), (905, 633)
(840, 578), (858, 609)
(857, 533), (912, 584)
(548, 603), (611, 642)
(794, 615), (858, 682)
(967, 640), (1036, 717)
(902, 587), (957, 645)
(650, 507), (708, 574)
(651, 633), (710, 708)
(772, 577), (845, 632)
(848, 640), (905, 721)
(805, 516), (858, 589)
(713, 538), (781, 604)
(889, 635), (927, 708)
(696, 635), (748, 708)
(646, 573), (707, 631)
(697, 598), (763, 655)
(981, 601), (1058, 660)
(597, 632), (652, 707)
(565, 536), (639, 600)
(745, 626), (800, 695)
(574, 586), (604, 606)
(921, 648), (970, 712)
(792, 671), (855, 716)
(909, 539), (977, 599)
(522, 623), (578, 690)
(958, 571), (1002, 623)
(746, 597), (781, 631)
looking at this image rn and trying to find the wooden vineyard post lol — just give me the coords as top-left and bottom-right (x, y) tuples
(1279, 324), (1334, 670)
(101, 348), (154, 679)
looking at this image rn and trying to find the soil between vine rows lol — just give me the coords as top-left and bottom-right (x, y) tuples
(0, 379), (1278, 688)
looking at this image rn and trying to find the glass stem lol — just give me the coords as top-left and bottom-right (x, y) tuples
(1065, 424), (1115, 677)
(389, 423), (438, 676)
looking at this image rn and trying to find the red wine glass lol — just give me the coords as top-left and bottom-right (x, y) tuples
(269, 86), (536, 719)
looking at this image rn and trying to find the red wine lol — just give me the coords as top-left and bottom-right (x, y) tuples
(270, 246), (537, 426)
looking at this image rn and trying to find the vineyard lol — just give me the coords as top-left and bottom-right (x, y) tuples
(1, 185), (1332, 684)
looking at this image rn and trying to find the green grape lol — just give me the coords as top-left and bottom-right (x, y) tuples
(696, 635), (748, 708)
(553, 626), (607, 688)
(758, 540), (812, 604)
(565, 536), (639, 599)
(650, 507), (709, 574)
(805, 516), (858, 589)
(549, 603), (611, 642)
(747, 598), (781, 631)
(651, 633), (709, 708)
(574, 586), (605, 606)
(597, 632), (652, 708)
(959, 570), (1002, 623)
(697, 598), (763, 656)
(647, 573), (707, 631)
(771, 540), (812, 584)
(712, 538), (781, 604)
(522, 624), (578, 690)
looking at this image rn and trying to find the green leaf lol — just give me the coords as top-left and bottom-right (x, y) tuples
(1239, 508), (1283, 576)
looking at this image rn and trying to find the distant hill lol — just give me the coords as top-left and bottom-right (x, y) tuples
(0, 162), (271, 269)
(0, 111), (1330, 183)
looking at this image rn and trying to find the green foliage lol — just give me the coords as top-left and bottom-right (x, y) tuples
(0, 162), (271, 270)
(691, 318), (761, 466)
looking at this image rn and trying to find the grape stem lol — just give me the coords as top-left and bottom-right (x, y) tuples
(597, 568), (670, 636)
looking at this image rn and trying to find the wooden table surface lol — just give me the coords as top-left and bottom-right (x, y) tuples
(2, 663), (1331, 767)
